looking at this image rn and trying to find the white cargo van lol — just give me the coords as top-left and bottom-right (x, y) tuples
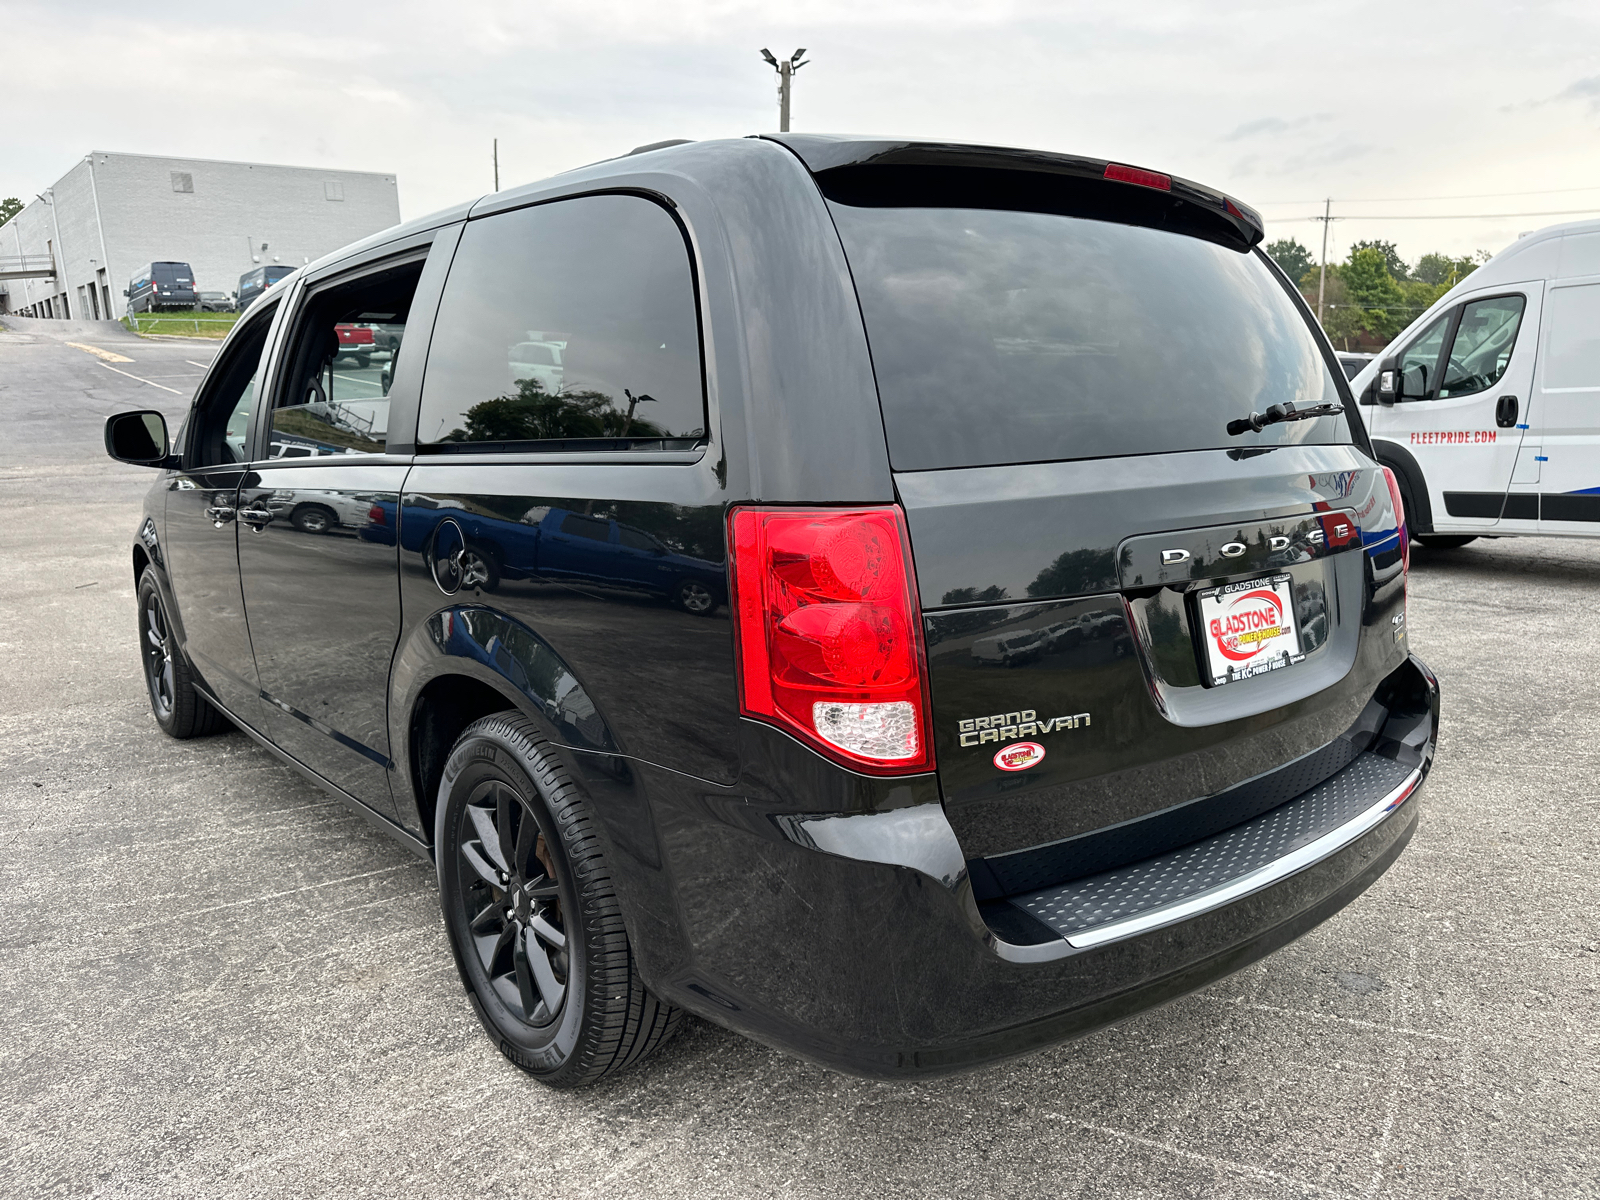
(1352, 219), (1600, 546)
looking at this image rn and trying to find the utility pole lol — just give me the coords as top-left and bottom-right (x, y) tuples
(1315, 197), (1333, 324)
(761, 48), (809, 132)
(493, 139), (499, 192)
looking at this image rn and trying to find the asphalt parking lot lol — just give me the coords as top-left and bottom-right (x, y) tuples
(1, 314), (1596, 1199)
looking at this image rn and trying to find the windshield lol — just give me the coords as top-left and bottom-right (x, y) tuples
(829, 204), (1349, 470)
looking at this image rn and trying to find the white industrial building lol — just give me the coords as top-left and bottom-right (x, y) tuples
(0, 152), (401, 319)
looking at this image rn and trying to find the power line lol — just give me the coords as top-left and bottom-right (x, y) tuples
(1253, 183), (1600, 205)
(1273, 207), (1600, 222)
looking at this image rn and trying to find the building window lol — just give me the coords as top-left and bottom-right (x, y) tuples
(324, 181), (344, 202)
(171, 172), (194, 193)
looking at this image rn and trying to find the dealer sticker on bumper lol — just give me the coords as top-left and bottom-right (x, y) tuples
(1196, 572), (1306, 686)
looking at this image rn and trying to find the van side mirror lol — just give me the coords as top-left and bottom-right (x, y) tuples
(1375, 355), (1399, 407)
(105, 410), (172, 466)
(122, 288), (130, 297)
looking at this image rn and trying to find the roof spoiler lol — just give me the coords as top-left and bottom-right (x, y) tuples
(763, 134), (1264, 253)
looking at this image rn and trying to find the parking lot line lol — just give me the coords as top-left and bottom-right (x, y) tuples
(65, 341), (134, 363)
(96, 360), (183, 394)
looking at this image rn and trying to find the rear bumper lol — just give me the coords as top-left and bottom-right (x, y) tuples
(647, 654), (1438, 1078)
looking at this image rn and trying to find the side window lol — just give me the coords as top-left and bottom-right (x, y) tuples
(270, 258), (423, 457)
(559, 513), (612, 541)
(618, 526), (661, 552)
(188, 305), (276, 467)
(1543, 283), (1600, 391)
(417, 194), (705, 449)
(1398, 312), (1451, 401)
(1439, 296), (1526, 398)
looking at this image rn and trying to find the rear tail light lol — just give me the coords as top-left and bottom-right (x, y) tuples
(1381, 466), (1410, 575)
(728, 506), (935, 774)
(1103, 163), (1172, 191)
(368, 504), (386, 524)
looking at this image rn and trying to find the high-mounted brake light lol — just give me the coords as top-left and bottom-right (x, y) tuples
(728, 506), (935, 774)
(1103, 163), (1172, 191)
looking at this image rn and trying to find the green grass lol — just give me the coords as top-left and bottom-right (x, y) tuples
(123, 311), (241, 339)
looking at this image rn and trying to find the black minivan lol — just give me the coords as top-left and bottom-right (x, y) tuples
(237, 264), (298, 312)
(125, 261), (197, 313)
(105, 135), (1437, 1088)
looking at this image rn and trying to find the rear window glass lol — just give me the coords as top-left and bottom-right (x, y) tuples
(828, 204), (1348, 470)
(418, 194), (705, 450)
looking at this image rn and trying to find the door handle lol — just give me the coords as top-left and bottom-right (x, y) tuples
(205, 504), (235, 526)
(1495, 395), (1519, 428)
(237, 506), (275, 528)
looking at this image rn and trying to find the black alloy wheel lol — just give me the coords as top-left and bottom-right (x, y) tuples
(436, 713), (681, 1087)
(136, 567), (224, 738)
(674, 578), (718, 616)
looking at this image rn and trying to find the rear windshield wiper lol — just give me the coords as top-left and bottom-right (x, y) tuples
(1227, 401), (1344, 436)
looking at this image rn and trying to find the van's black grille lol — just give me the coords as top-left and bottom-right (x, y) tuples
(1010, 751), (1414, 941)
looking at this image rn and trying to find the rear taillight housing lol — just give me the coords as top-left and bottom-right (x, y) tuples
(728, 506), (935, 774)
(1381, 466), (1410, 575)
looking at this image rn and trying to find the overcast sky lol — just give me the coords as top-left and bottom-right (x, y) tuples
(4, 0), (1598, 270)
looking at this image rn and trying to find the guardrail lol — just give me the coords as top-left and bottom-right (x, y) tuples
(0, 255), (56, 280)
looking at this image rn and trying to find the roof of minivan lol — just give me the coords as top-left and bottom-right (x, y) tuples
(301, 133), (1271, 280)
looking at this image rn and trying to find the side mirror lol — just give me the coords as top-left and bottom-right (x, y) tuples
(105, 410), (172, 466)
(1375, 355), (1399, 407)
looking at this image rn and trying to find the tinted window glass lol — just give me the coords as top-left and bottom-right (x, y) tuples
(1398, 313), (1450, 401)
(828, 205), (1346, 469)
(1543, 283), (1600, 390)
(418, 194), (705, 449)
(270, 260), (422, 457)
(560, 514), (611, 541)
(190, 305), (275, 467)
(1440, 296), (1525, 398)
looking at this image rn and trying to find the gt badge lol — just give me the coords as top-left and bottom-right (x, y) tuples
(994, 742), (1045, 772)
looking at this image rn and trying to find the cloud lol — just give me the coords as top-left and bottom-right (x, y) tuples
(1223, 114), (1331, 142)
(1557, 74), (1600, 112)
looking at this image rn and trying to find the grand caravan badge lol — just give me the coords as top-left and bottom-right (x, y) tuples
(959, 708), (1090, 748)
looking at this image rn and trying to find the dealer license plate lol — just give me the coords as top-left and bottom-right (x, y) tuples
(1195, 573), (1306, 687)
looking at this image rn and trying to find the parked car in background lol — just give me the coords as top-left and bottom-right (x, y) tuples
(105, 133), (1436, 1091)
(335, 322), (376, 366)
(1351, 217), (1600, 549)
(125, 262), (197, 313)
(237, 265), (297, 311)
(1336, 351), (1373, 380)
(196, 291), (234, 313)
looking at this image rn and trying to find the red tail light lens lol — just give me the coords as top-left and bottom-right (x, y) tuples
(1103, 163), (1172, 191)
(728, 506), (935, 774)
(1381, 466), (1410, 575)
(368, 504), (386, 524)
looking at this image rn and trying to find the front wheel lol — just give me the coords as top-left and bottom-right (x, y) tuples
(436, 714), (681, 1087)
(291, 504), (336, 534)
(137, 568), (225, 738)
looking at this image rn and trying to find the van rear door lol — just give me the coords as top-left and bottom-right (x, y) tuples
(819, 159), (1408, 897)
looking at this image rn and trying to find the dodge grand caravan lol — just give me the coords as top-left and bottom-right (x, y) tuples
(104, 134), (1438, 1088)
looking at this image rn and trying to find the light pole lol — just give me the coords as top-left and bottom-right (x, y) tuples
(760, 48), (809, 132)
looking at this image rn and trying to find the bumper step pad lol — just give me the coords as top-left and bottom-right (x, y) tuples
(1011, 752), (1417, 948)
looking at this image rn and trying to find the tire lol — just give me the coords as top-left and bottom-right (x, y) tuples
(137, 567), (225, 738)
(291, 504), (336, 534)
(459, 545), (501, 593)
(673, 577), (718, 616)
(354, 353), (371, 368)
(435, 713), (681, 1087)
(1415, 534), (1478, 549)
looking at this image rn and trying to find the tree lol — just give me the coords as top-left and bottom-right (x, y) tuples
(1349, 239), (1408, 281)
(1342, 247), (1407, 339)
(0, 197), (22, 228)
(1266, 237), (1316, 282)
(447, 378), (666, 443)
(1413, 252), (1479, 288)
